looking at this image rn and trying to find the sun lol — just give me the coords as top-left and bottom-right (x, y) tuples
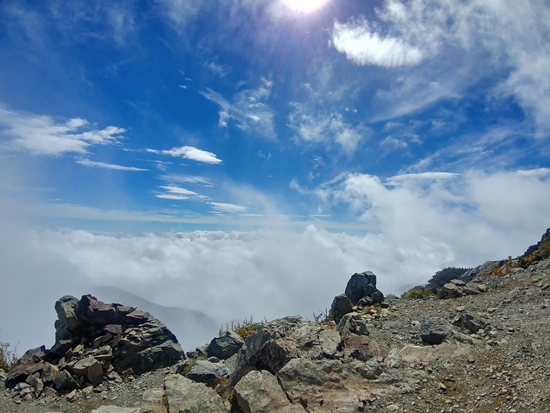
(282, 0), (330, 13)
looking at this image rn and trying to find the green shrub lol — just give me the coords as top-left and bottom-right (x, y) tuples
(219, 316), (262, 341)
(402, 287), (437, 300)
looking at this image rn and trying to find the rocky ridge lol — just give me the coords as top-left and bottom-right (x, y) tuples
(1, 230), (550, 413)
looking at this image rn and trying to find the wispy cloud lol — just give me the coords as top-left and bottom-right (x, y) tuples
(77, 159), (148, 171)
(160, 174), (214, 187)
(0, 106), (125, 156)
(333, 20), (424, 67)
(156, 185), (208, 201)
(289, 105), (369, 153)
(200, 78), (275, 139)
(206, 62), (231, 78)
(147, 146), (222, 164)
(209, 202), (247, 213)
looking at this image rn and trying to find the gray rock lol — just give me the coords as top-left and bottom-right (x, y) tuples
(0, 368), (7, 382)
(439, 283), (461, 299)
(343, 335), (389, 361)
(357, 296), (373, 307)
(69, 356), (103, 386)
(459, 314), (488, 334)
(234, 370), (305, 413)
(371, 290), (384, 304)
(229, 316), (327, 387)
(54, 296), (80, 341)
(187, 360), (230, 386)
(420, 317), (452, 345)
(345, 271), (377, 305)
(208, 331), (244, 360)
(330, 294), (353, 324)
(338, 312), (369, 339)
(53, 370), (79, 391)
(164, 374), (226, 413)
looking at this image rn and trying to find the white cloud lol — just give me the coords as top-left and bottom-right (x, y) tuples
(157, 185), (208, 201)
(209, 202), (247, 213)
(289, 106), (369, 153)
(179, 85), (188, 89)
(147, 146), (222, 164)
(200, 79), (275, 139)
(333, 20), (424, 67)
(160, 174), (214, 187)
(0, 107), (125, 156)
(206, 62), (231, 78)
(333, 0), (550, 135)
(387, 172), (459, 185)
(322, 169), (550, 266)
(77, 159), (149, 171)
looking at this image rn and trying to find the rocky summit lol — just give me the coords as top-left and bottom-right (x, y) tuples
(1, 230), (550, 412)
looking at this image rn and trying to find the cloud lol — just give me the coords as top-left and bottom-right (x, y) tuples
(333, 20), (424, 67)
(209, 202), (248, 213)
(157, 185), (208, 200)
(0, 107), (125, 156)
(200, 79), (275, 139)
(77, 159), (149, 171)
(321, 169), (550, 266)
(147, 146), (222, 164)
(289, 106), (369, 153)
(333, 0), (550, 135)
(160, 174), (214, 187)
(206, 62), (231, 78)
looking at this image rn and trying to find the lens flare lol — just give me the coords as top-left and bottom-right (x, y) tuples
(282, 0), (330, 13)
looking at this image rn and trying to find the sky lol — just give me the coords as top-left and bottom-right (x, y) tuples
(1, 0), (550, 352)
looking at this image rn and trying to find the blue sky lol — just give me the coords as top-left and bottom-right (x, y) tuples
(1, 0), (550, 351)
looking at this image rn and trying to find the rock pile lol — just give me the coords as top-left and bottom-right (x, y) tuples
(5, 294), (184, 400)
(330, 270), (385, 323)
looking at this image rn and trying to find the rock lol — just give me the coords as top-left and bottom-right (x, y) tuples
(371, 290), (384, 305)
(69, 357), (104, 386)
(477, 284), (488, 292)
(458, 314), (488, 334)
(7, 294), (184, 397)
(345, 271), (378, 305)
(91, 407), (141, 413)
(234, 370), (305, 413)
(164, 374), (226, 413)
(53, 370), (79, 391)
(187, 360), (230, 386)
(338, 312), (369, 339)
(330, 294), (353, 324)
(420, 317), (452, 345)
(229, 316), (327, 386)
(439, 283), (461, 299)
(0, 368), (6, 382)
(343, 335), (388, 361)
(208, 331), (245, 360)
(357, 296), (374, 307)
(54, 296), (80, 341)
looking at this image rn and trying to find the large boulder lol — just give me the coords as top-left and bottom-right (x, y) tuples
(187, 360), (231, 386)
(228, 316), (341, 387)
(330, 294), (353, 324)
(420, 317), (452, 345)
(164, 374), (226, 413)
(234, 370), (305, 413)
(342, 271), (385, 306)
(208, 331), (244, 360)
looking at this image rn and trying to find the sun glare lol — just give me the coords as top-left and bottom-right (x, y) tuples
(283, 0), (330, 13)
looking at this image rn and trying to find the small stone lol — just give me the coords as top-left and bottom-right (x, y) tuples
(477, 284), (488, 292)
(66, 389), (77, 402)
(439, 383), (447, 391)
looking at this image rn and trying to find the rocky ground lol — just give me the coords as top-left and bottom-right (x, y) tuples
(1, 258), (549, 413)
